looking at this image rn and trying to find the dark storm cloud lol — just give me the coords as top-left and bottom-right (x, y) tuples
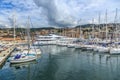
(33, 0), (77, 27)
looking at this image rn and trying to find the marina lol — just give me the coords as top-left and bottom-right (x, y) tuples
(0, 0), (120, 80)
(0, 45), (120, 80)
(1, 22), (120, 80)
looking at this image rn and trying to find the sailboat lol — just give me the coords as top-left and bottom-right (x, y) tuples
(10, 17), (38, 64)
(93, 13), (102, 52)
(98, 10), (110, 53)
(75, 19), (83, 49)
(109, 8), (120, 54)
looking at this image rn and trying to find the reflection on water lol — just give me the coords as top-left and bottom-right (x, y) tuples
(0, 45), (120, 80)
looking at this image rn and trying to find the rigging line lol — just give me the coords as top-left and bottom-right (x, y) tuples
(16, 24), (25, 42)
(29, 17), (39, 54)
(20, 26), (25, 40)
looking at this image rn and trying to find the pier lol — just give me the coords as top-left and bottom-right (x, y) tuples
(0, 45), (15, 67)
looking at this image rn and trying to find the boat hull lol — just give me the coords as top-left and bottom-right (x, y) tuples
(75, 45), (81, 49)
(10, 57), (36, 64)
(110, 48), (120, 54)
(98, 47), (109, 53)
(67, 43), (75, 48)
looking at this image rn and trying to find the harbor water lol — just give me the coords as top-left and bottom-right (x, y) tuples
(0, 45), (120, 80)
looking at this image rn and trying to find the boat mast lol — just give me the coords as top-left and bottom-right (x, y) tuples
(98, 12), (101, 39)
(60, 27), (62, 36)
(114, 8), (118, 42)
(105, 9), (108, 42)
(27, 16), (31, 54)
(13, 14), (16, 43)
(92, 18), (95, 39)
(78, 19), (82, 39)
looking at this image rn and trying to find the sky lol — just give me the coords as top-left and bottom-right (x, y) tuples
(0, 0), (120, 28)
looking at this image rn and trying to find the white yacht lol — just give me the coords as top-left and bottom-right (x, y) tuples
(75, 43), (82, 49)
(110, 48), (120, 54)
(57, 37), (76, 47)
(109, 43), (120, 54)
(98, 46), (110, 53)
(67, 43), (76, 48)
(10, 54), (37, 64)
(33, 34), (64, 45)
(93, 45), (100, 51)
(10, 17), (40, 64)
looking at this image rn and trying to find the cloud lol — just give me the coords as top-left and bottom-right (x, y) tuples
(33, 0), (119, 27)
(33, 0), (78, 27)
(0, 0), (120, 28)
(0, 0), (44, 28)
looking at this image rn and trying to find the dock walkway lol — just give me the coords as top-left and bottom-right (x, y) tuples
(0, 46), (15, 67)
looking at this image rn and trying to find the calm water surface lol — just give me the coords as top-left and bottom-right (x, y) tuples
(0, 45), (120, 80)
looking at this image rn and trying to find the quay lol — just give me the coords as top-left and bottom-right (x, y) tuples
(0, 45), (15, 67)
(0, 38), (26, 67)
